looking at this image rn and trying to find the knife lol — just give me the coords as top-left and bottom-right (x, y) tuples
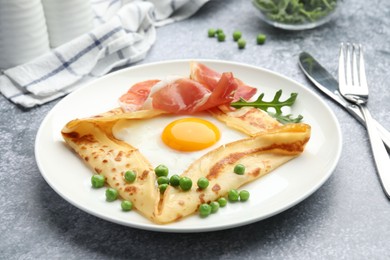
(298, 51), (390, 150)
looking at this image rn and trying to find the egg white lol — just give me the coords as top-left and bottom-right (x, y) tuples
(113, 113), (248, 175)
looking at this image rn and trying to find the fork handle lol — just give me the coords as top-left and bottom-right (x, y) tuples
(360, 105), (390, 198)
(343, 100), (390, 150)
(374, 120), (390, 152)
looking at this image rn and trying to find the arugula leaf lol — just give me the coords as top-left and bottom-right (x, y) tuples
(268, 112), (303, 124)
(231, 89), (303, 124)
(231, 89), (296, 113)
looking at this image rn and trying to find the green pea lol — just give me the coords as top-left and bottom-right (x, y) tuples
(199, 203), (212, 217)
(239, 190), (250, 201)
(234, 164), (245, 175)
(159, 184), (168, 194)
(197, 177), (209, 189)
(218, 197), (227, 207)
(237, 38), (246, 49)
(233, 31), (242, 41)
(208, 28), (216, 37)
(154, 164), (169, 177)
(257, 34), (266, 45)
(228, 189), (239, 202)
(216, 28), (223, 35)
(210, 201), (220, 213)
(169, 174), (180, 187)
(217, 32), (226, 42)
(91, 174), (105, 188)
(121, 200), (133, 211)
(157, 176), (170, 185)
(105, 188), (118, 202)
(179, 177), (192, 191)
(124, 170), (136, 183)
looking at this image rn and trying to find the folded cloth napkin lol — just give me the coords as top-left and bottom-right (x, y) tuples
(0, 0), (209, 108)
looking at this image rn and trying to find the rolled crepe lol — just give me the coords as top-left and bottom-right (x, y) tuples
(208, 106), (283, 136)
(62, 106), (310, 224)
(61, 109), (165, 222)
(154, 123), (311, 223)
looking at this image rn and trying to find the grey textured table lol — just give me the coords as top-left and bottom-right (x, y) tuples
(1, 0), (390, 259)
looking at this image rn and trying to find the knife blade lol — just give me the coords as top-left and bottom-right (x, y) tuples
(298, 51), (390, 150)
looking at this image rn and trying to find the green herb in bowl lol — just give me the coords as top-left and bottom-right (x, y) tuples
(252, 0), (340, 30)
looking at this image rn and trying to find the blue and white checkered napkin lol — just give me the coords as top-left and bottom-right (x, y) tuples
(0, 0), (209, 108)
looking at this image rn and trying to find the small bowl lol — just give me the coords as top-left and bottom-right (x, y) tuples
(251, 0), (341, 30)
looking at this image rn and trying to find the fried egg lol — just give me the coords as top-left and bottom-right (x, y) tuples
(113, 113), (247, 175)
(161, 117), (220, 152)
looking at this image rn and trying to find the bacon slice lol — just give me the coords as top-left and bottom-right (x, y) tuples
(149, 77), (210, 113)
(118, 62), (258, 114)
(119, 79), (160, 112)
(118, 72), (239, 114)
(190, 62), (258, 101)
(151, 72), (238, 113)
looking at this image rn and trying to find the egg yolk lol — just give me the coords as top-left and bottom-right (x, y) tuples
(162, 118), (221, 151)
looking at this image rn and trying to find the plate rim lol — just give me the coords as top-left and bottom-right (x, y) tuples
(35, 58), (342, 233)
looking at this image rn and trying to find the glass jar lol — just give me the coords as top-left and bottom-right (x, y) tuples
(252, 0), (341, 30)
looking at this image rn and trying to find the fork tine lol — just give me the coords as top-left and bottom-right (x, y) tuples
(358, 44), (369, 93)
(352, 44), (360, 87)
(338, 42), (369, 102)
(345, 43), (353, 87)
(338, 43), (353, 97)
(338, 43), (347, 93)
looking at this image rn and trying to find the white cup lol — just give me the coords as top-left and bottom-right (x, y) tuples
(0, 0), (50, 70)
(42, 0), (94, 48)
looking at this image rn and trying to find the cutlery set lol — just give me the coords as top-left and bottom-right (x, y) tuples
(299, 44), (390, 198)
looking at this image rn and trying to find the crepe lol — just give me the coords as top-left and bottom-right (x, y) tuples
(62, 106), (310, 224)
(61, 109), (165, 222)
(208, 106), (283, 136)
(154, 123), (310, 223)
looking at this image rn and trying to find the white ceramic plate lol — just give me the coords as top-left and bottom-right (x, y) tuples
(35, 60), (342, 232)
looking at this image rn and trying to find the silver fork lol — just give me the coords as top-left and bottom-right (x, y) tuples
(338, 43), (390, 198)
